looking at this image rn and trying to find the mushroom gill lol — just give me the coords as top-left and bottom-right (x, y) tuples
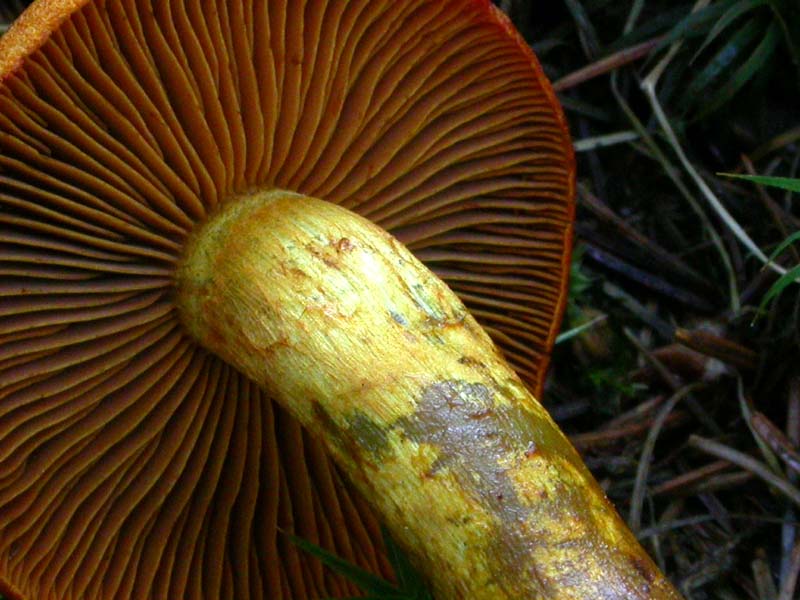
(0, 1), (573, 598)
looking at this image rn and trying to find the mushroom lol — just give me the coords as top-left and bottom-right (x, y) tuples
(0, 1), (680, 599)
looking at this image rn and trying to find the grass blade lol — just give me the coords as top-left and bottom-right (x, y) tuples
(556, 314), (607, 344)
(382, 530), (433, 599)
(286, 533), (402, 597)
(760, 264), (800, 309)
(610, 5), (703, 50)
(768, 232), (800, 261)
(681, 19), (762, 107)
(766, 0), (800, 73)
(696, 21), (780, 117)
(563, 0), (601, 57)
(656, 0), (737, 50)
(719, 173), (800, 193)
(289, 529), (434, 599)
(692, 0), (766, 60)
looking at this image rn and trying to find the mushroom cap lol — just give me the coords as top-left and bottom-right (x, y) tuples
(0, 1), (574, 598)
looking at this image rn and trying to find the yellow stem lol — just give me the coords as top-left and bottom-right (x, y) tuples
(175, 189), (681, 599)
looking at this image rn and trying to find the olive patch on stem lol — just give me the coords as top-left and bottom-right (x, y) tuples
(312, 402), (391, 465)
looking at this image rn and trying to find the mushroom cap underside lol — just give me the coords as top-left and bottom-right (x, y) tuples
(0, 0), (574, 598)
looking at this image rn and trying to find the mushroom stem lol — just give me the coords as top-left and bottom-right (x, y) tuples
(175, 189), (680, 599)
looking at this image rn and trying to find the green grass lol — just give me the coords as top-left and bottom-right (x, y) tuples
(718, 174), (800, 316)
(720, 173), (800, 194)
(289, 530), (432, 600)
